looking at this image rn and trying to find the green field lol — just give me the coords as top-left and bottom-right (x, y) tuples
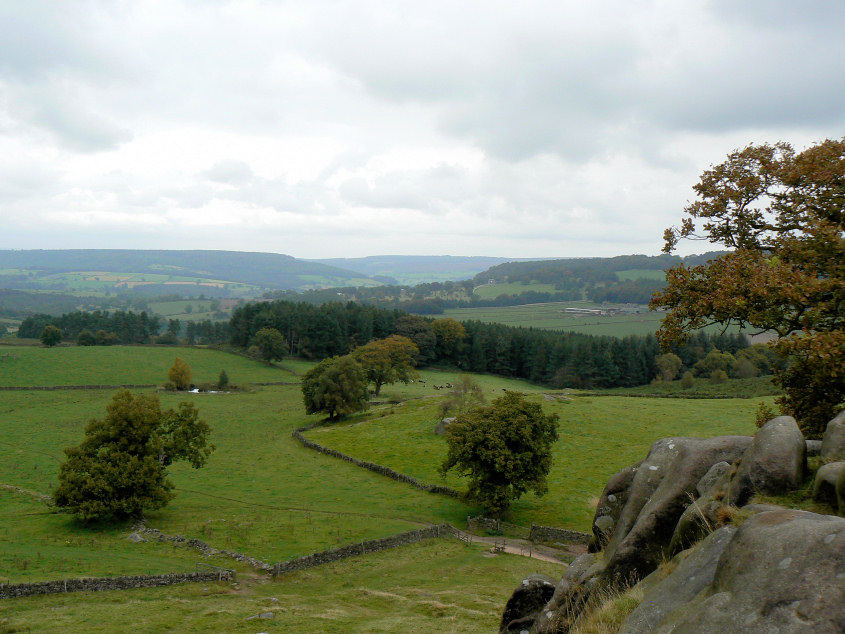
(0, 538), (562, 633)
(615, 268), (667, 281)
(147, 300), (216, 317)
(444, 301), (662, 337)
(304, 390), (765, 530)
(0, 345), (298, 387)
(0, 345), (768, 630)
(472, 282), (560, 299)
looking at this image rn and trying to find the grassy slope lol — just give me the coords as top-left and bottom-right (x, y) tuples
(0, 345), (299, 386)
(0, 539), (563, 633)
(472, 282), (560, 299)
(306, 389), (768, 530)
(444, 302), (662, 337)
(0, 345), (769, 631)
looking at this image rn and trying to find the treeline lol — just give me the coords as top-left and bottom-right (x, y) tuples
(230, 300), (749, 389)
(18, 311), (232, 346)
(18, 311), (164, 344)
(474, 253), (724, 286)
(586, 279), (667, 305)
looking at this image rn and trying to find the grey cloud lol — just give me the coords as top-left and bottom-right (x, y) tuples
(25, 95), (133, 152)
(203, 159), (255, 185)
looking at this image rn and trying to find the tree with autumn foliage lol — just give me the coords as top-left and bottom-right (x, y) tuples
(352, 335), (419, 396)
(651, 139), (845, 437)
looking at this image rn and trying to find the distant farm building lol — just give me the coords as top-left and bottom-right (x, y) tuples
(561, 307), (621, 316)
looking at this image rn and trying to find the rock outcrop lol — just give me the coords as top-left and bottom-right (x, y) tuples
(628, 509), (845, 633)
(501, 411), (845, 633)
(821, 410), (845, 463)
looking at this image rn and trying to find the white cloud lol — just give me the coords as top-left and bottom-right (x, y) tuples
(0, 1), (843, 258)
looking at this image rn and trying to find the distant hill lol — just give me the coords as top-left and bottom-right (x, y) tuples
(0, 249), (377, 292)
(307, 255), (517, 285)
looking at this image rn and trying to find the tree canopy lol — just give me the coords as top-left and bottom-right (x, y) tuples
(40, 324), (62, 347)
(441, 391), (559, 516)
(652, 139), (845, 436)
(168, 357), (193, 390)
(301, 355), (369, 420)
(53, 390), (214, 521)
(253, 327), (287, 364)
(351, 335), (419, 396)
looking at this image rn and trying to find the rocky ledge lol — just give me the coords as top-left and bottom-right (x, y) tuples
(501, 411), (845, 633)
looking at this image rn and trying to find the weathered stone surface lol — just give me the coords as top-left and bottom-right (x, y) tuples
(532, 553), (597, 634)
(807, 439), (823, 457)
(729, 416), (805, 507)
(619, 526), (737, 634)
(821, 410), (845, 463)
(601, 435), (751, 582)
(499, 574), (557, 633)
(589, 462), (640, 553)
(655, 510), (845, 633)
(838, 464), (845, 513)
(668, 494), (724, 556)
(696, 461), (731, 497)
(813, 462), (845, 506)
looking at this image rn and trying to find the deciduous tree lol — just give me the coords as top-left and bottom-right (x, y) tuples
(253, 327), (287, 364)
(40, 324), (62, 347)
(53, 390), (214, 521)
(440, 391), (559, 516)
(432, 318), (467, 360)
(651, 139), (845, 437)
(352, 335), (419, 396)
(301, 355), (369, 420)
(654, 352), (683, 382)
(168, 357), (193, 390)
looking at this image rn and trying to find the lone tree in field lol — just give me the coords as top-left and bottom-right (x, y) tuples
(651, 138), (845, 437)
(54, 390), (214, 521)
(352, 335), (419, 396)
(40, 325), (63, 347)
(301, 355), (369, 420)
(168, 357), (193, 390)
(252, 327), (287, 365)
(441, 391), (559, 517)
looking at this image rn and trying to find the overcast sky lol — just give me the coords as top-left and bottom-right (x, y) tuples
(1, 1), (843, 259)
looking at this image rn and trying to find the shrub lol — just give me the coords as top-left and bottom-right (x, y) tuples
(168, 357), (193, 390)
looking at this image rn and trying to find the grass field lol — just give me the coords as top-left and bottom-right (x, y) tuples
(303, 390), (766, 530)
(472, 282), (560, 299)
(0, 345), (770, 630)
(0, 538), (562, 632)
(615, 269), (667, 281)
(147, 300), (216, 317)
(444, 301), (662, 337)
(0, 345), (299, 387)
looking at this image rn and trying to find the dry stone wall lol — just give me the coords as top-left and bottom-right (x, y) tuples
(0, 571), (233, 599)
(274, 524), (452, 575)
(528, 525), (591, 545)
(293, 423), (463, 499)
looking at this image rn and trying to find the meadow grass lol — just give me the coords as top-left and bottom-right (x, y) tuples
(0, 383), (472, 582)
(0, 345), (301, 387)
(0, 539), (563, 633)
(146, 299), (215, 317)
(0, 345), (770, 630)
(615, 269), (667, 281)
(305, 388), (768, 530)
(472, 282), (560, 299)
(443, 302), (663, 337)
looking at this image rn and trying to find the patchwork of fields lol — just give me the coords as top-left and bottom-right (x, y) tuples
(0, 345), (767, 631)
